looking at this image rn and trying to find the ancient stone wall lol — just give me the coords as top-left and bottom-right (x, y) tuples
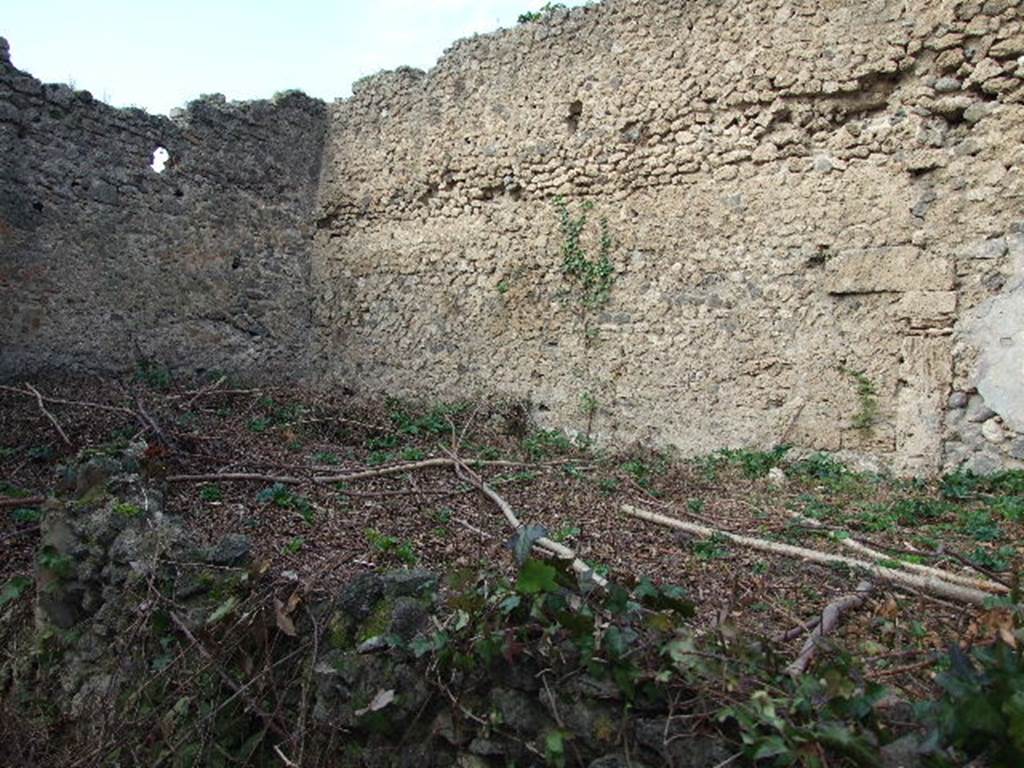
(0, 36), (327, 379)
(314, 0), (1024, 474)
(2, 1), (1023, 474)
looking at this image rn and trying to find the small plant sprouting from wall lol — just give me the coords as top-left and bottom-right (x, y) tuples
(518, 2), (567, 24)
(579, 390), (599, 443)
(842, 367), (880, 432)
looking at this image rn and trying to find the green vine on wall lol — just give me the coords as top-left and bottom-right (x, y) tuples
(555, 196), (615, 315)
(841, 367), (880, 432)
(553, 196), (617, 441)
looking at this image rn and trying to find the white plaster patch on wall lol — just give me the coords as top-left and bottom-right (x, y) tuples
(964, 232), (1024, 433)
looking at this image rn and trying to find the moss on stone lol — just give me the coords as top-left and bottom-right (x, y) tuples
(206, 570), (247, 602)
(356, 597), (395, 644)
(70, 484), (110, 510)
(113, 501), (141, 518)
(328, 611), (354, 649)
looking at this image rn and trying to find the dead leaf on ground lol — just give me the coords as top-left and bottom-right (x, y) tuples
(274, 591), (302, 637)
(354, 688), (395, 717)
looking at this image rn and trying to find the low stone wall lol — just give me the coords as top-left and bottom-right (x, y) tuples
(8, 443), (739, 767)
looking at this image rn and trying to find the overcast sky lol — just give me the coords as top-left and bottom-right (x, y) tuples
(3, 0), (587, 114)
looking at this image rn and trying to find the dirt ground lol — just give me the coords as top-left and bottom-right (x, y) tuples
(2, 374), (1019, 702)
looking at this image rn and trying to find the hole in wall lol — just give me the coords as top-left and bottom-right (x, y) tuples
(32, 202), (43, 212)
(566, 99), (583, 133)
(173, 188), (184, 198)
(620, 120), (646, 143)
(150, 146), (170, 173)
(231, 254), (242, 270)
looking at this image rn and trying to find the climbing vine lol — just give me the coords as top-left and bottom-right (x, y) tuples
(841, 368), (880, 432)
(555, 196), (616, 314)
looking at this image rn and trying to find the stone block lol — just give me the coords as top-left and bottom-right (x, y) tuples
(990, 35), (1024, 59)
(964, 237), (1008, 260)
(895, 336), (953, 474)
(892, 291), (957, 324)
(825, 248), (954, 294)
(962, 276), (1024, 431)
(966, 394), (997, 423)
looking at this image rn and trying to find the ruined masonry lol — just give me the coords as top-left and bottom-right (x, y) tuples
(2, 0), (1023, 475)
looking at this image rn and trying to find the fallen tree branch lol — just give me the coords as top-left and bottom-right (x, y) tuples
(166, 472), (304, 485)
(168, 386), (280, 400)
(169, 456), (574, 488)
(454, 517), (494, 540)
(331, 468), (545, 501)
(623, 503), (992, 605)
(874, 655), (941, 679)
(0, 496), (45, 509)
(135, 394), (177, 451)
(334, 487), (455, 499)
(937, 547), (1016, 592)
(630, 486), (740, 528)
(0, 385), (136, 417)
(25, 383), (71, 447)
(273, 744), (299, 767)
(446, 450), (607, 588)
(786, 581), (874, 676)
(313, 457), (550, 484)
(182, 374), (226, 409)
(780, 616), (822, 643)
(789, 512), (1008, 594)
(168, 460), (477, 487)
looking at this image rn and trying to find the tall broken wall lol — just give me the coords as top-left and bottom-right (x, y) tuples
(0, 37), (327, 378)
(314, 0), (1024, 474)
(2, 1), (1023, 475)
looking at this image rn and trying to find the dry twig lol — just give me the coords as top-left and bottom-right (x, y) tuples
(313, 456), (547, 484)
(168, 611), (292, 743)
(0, 384), (136, 416)
(182, 374), (227, 409)
(167, 472), (304, 485)
(789, 512), (1008, 594)
(25, 383), (71, 446)
(134, 394), (177, 451)
(0, 495), (45, 509)
(786, 581), (874, 675)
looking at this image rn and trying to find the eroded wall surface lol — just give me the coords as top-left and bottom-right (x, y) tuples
(2, 1), (1023, 474)
(314, 0), (1024, 474)
(0, 37), (327, 379)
